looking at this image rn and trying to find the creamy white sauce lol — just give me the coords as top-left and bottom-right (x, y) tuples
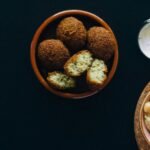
(138, 22), (150, 59)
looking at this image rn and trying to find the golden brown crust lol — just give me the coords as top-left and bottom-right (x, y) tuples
(38, 39), (70, 70)
(64, 50), (92, 77)
(56, 17), (87, 51)
(87, 26), (115, 61)
(87, 73), (99, 90)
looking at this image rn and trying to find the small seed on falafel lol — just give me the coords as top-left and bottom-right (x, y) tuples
(87, 26), (116, 61)
(38, 39), (70, 70)
(56, 17), (87, 51)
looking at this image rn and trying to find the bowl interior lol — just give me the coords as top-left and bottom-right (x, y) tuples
(31, 10), (118, 99)
(37, 15), (114, 92)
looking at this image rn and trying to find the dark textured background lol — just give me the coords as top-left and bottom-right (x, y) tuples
(0, 0), (150, 149)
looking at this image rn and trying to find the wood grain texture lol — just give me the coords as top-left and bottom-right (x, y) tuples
(134, 82), (150, 150)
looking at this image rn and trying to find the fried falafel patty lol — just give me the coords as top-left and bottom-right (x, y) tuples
(87, 27), (116, 61)
(38, 39), (70, 70)
(87, 59), (108, 90)
(56, 17), (87, 51)
(64, 50), (93, 77)
(47, 71), (76, 90)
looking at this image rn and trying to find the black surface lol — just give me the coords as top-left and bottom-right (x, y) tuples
(0, 0), (150, 149)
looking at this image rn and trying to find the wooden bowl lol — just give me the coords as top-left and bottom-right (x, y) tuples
(140, 92), (150, 145)
(30, 10), (119, 99)
(134, 82), (150, 149)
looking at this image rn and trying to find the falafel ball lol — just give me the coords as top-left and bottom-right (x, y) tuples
(38, 39), (70, 70)
(87, 26), (116, 61)
(56, 17), (87, 51)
